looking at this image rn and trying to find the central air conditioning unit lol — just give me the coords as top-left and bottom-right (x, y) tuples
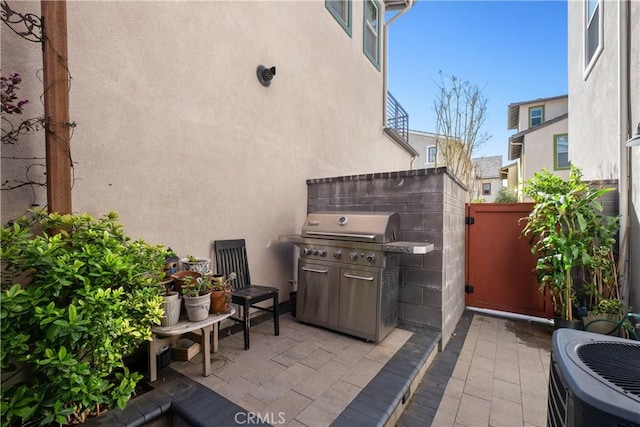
(547, 329), (640, 427)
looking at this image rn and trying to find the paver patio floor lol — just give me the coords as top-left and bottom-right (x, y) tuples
(160, 311), (552, 426)
(400, 312), (553, 427)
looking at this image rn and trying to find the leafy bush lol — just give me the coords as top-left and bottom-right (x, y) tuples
(494, 187), (518, 203)
(521, 167), (619, 320)
(1, 211), (166, 425)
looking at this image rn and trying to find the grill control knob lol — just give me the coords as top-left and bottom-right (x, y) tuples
(333, 250), (342, 259)
(317, 248), (327, 257)
(312, 248), (319, 255)
(366, 253), (376, 263)
(303, 247), (312, 255)
(349, 252), (359, 261)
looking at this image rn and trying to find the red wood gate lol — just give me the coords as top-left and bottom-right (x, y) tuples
(465, 203), (553, 318)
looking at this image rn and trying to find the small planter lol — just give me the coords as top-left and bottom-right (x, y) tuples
(583, 313), (619, 335)
(180, 257), (211, 274)
(184, 293), (211, 322)
(554, 317), (584, 331)
(210, 290), (227, 314)
(171, 271), (203, 295)
(160, 291), (181, 326)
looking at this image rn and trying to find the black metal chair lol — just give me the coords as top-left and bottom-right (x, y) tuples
(213, 239), (279, 350)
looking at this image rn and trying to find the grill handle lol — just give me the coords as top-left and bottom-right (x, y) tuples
(301, 267), (329, 274)
(304, 231), (376, 240)
(343, 273), (374, 281)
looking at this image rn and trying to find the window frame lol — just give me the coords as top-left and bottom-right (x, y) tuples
(584, 0), (603, 78)
(554, 133), (570, 170)
(427, 146), (437, 164)
(482, 183), (491, 196)
(362, 0), (381, 70)
(326, 0), (352, 37)
(528, 105), (544, 128)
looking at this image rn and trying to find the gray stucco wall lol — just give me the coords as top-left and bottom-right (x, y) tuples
(306, 167), (466, 349)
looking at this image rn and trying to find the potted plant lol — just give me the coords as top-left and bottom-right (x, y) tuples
(521, 167), (618, 329)
(210, 273), (235, 314)
(180, 255), (211, 274)
(171, 270), (203, 295)
(583, 244), (622, 335)
(158, 278), (181, 327)
(181, 275), (213, 321)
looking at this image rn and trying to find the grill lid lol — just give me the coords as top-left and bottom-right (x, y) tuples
(301, 212), (399, 243)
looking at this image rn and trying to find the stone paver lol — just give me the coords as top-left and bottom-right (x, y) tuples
(399, 312), (552, 427)
(170, 310), (552, 427)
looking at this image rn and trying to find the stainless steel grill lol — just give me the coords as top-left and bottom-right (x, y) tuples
(280, 211), (433, 342)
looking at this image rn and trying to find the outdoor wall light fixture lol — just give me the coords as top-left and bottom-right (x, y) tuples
(257, 65), (276, 87)
(626, 122), (640, 147)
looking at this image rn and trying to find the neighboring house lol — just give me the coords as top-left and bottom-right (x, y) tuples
(1, 1), (418, 298)
(408, 130), (442, 167)
(470, 155), (503, 202)
(567, 1), (639, 309)
(507, 94), (569, 200)
(500, 162), (518, 192)
(407, 131), (502, 201)
(407, 129), (466, 175)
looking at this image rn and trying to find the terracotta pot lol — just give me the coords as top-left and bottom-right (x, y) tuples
(210, 290), (227, 314)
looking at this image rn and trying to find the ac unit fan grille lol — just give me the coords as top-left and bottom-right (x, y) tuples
(577, 342), (640, 398)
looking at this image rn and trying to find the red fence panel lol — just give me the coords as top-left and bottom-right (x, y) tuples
(465, 203), (552, 318)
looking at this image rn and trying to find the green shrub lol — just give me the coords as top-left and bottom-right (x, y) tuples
(1, 211), (166, 425)
(494, 187), (518, 203)
(521, 167), (618, 320)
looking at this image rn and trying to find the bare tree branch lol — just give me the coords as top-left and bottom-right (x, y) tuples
(433, 73), (490, 198)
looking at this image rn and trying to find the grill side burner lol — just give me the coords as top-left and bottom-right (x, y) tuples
(280, 211), (434, 342)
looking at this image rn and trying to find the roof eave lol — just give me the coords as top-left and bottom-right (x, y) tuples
(508, 134), (524, 161)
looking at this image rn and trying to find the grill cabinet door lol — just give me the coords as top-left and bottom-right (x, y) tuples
(338, 267), (379, 339)
(297, 260), (332, 325)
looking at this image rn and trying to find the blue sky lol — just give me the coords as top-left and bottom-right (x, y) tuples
(387, 0), (568, 164)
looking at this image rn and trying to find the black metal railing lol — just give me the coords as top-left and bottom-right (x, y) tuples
(386, 91), (409, 144)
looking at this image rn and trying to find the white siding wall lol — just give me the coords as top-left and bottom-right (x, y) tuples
(568, 0), (640, 310)
(522, 118), (570, 183)
(517, 97), (568, 131)
(408, 130), (440, 166)
(567, 0), (620, 180)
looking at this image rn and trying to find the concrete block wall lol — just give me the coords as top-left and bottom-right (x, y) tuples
(306, 167), (466, 349)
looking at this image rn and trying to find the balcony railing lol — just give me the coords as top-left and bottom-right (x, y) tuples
(385, 91), (409, 145)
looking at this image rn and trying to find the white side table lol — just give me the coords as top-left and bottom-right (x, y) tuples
(148, 307), (235, 382)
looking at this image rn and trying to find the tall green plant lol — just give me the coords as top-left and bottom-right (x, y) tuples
(521, 167), (618, 320)
(1, 211), (166, 425)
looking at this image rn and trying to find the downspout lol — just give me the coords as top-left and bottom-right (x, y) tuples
(382, 0), (415, 168)
(510, 140), (524, 200)
(617, 0), (631, 304)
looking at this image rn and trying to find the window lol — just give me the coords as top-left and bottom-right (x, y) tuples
(554, 134), (570, 170)
(427, 146), (437, 163)
(482, 183), (491, 196)
(585, 0), (603, 74)
(529, 106), (544, 127)
(363, 0), (381, 70)
(326, 0), (352, 36)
